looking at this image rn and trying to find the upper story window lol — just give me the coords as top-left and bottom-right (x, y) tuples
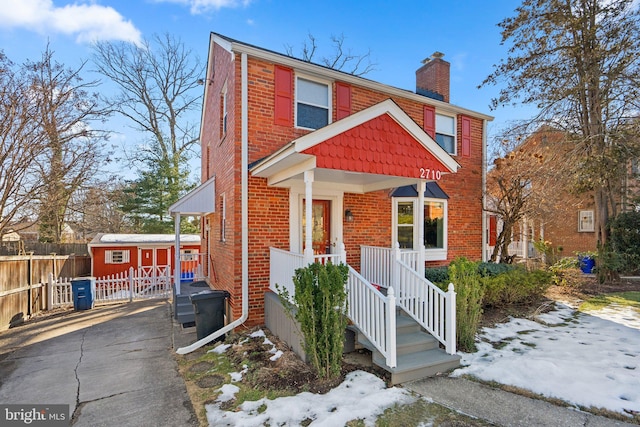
(296, 76), (330, 130)
(436, 114), (456, 154)
(578, 210), (595, 232)
(220, 81), (228, 137)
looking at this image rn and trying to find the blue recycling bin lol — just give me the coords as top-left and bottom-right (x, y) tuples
(71, 278), (96, 310)
(579, 256), (596, 274)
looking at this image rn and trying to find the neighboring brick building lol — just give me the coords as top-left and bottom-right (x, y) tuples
(172, 33), (492, 376)
(487, 126), (639, 260)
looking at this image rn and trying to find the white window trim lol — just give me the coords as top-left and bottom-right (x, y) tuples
(578, 210), (595, 232)
(294, 74), (332, 130)
(436, 113), (457, 156)
(105, 249), (130, 264)
(392, 197), (448, 261)
(221, 81), (228, 136)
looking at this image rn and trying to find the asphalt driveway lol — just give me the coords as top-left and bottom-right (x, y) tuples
(0, 300), (197, 427)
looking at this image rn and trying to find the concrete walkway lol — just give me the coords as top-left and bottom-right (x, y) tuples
(405, 376), (637, 427)
(0, 300), (197, 427)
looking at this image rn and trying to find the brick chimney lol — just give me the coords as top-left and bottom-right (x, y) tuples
(415, 52), (450, 102)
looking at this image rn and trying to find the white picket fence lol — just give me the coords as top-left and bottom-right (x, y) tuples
(49, 266), (172, 308)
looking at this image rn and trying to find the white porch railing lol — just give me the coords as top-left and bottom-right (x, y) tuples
(179, 253), (206, 282)
(361, 244), (457, 355)
(346, 266), (396, 368)
(269, 248), (346, 299)
(361, 245), (419, 287)
(395, 260), (456, 354)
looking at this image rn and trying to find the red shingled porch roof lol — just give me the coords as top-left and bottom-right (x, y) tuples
(302, 113), (448, 178)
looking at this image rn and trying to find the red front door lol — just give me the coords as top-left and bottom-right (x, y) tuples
(303, 200), (331, 255)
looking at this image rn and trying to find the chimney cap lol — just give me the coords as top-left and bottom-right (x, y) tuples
(421, 51), (445, 64)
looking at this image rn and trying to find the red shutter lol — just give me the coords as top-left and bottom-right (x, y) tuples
(274, 66), (293, 126)
(335, 82), (351, 120)
(423, 105), (435, 139)
(461, 115), (471, 157)
(489, 215), (497, 246)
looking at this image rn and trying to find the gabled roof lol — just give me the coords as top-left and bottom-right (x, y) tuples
(250, 99), (460, 192)
(211, 32), (493, 122)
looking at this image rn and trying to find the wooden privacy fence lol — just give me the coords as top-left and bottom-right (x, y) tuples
(0, 254), (91, 331)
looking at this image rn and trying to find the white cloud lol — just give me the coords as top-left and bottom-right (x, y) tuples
(0, 0), (141, 45)
(154, 0), (251, 15)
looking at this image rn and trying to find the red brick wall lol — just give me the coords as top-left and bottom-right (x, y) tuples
(202, 42), (486, 325)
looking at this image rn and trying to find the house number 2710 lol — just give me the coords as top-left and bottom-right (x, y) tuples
(419, 168), (442, 180)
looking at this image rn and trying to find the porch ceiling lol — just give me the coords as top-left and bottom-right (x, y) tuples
(250, 99), (460, 192)
(168, 176), (215, 215)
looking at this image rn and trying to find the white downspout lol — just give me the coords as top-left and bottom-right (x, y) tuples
(174, 214), (181, 295)
(482, 119), (488, 262)
(177, 51), (250, 354)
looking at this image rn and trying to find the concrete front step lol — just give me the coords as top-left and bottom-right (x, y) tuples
(175, 294), (195, 325)
(372, 348), (461, 385)
(353, 312), (460, 385)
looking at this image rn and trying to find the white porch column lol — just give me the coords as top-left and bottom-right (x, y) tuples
(417, 181), (426, 269)
(304, 170), (314, 265)
(174, 214), (181, 294)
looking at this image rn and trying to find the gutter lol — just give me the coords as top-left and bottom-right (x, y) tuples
(177, 51), (250, 354)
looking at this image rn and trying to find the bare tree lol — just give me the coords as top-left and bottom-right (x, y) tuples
(67, 181), (132, 240)
(285, 33), (376, 76)
(92, 33), (202, 231)
(486, 127), (566, 262)
(0, 52), (48, 237)
(24, 45), (110, 243)
(483, 0), (640, 245)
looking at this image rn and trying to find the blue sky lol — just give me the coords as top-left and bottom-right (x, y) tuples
(0, 0), (535, 177)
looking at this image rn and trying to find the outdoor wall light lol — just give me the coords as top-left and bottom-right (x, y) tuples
(345, 209), (354, 222)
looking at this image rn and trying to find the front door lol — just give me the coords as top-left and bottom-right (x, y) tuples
(303, 200), (331, 255)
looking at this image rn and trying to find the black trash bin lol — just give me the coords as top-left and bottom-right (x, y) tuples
(190, 290), (230, 341)
(71, 278), (96, 311)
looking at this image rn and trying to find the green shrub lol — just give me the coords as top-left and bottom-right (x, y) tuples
(279, 262), (348, 380)
(608, 211), (640, 275)
(424, 266), (449, 285)
(549, 257), (583, 287)
(449, 257), (483, 352)
(477, 262), (516, 277)
(481, 268), (552, 307)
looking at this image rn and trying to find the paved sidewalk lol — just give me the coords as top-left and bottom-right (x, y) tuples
(0, 300), (197, 427)
(405, 376), (637, 427)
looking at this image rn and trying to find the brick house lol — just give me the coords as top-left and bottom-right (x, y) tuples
(171, 33), (492, 382)
(486, 126), (639, 262)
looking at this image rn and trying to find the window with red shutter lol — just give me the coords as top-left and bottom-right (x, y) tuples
(274, 66), (293, 126)
(423, 105), (435, 139)
(335, 82), (351, 120)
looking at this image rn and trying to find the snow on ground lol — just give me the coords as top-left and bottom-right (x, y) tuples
(452, 302), (640, 416)
(206, 370), (414, 427)
(204, 303), (639, 425)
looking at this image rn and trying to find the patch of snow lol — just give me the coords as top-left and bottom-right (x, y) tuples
(216, 384), (240, 403)
(453, 303), (640, 416)
(208, 343), (231, 354)
(206, 370), (413, 426)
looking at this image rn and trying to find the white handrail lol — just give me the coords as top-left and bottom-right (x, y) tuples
(346, 266), (396, 368)
(395, 259), (456, 354)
